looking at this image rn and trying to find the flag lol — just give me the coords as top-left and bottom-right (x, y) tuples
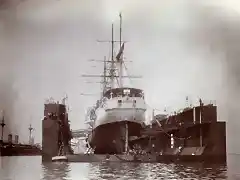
(116, 43), (125, 62)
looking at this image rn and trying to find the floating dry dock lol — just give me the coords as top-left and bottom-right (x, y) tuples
(52, 151), (224, 163)
(42, 100), (226, 163)
(52, 154), (158, 163)
(129, 100), (226, 163)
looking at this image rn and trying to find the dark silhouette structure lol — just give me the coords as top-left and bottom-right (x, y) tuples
(0, 116), (5, 141)
(130, 100), (226, 163)
(42, 101), (73, 162)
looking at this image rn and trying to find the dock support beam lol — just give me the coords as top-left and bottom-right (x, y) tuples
(125, 123), (128, 153)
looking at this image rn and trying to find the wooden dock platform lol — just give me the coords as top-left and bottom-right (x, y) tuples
(52, 152), (226, 163)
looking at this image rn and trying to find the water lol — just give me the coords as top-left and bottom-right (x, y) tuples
(0, 154), (239, 180)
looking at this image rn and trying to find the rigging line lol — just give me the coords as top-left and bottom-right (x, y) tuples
(107, 41), (121, 88)
(114, 59), (120, 87)
(123, 62), (134, 86)
(146, 105), (192, 140)
(145, 103), (165, 112)
(148, 117), (192, 140)
(153, 124), (192, 140)
(112, 51), (121, 88)
(115, 75), (120, 88)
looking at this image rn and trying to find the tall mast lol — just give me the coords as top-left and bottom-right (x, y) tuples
(0, 111), (5, 141)
(119, 13), (123, 88)
(120, 13), (122, 47)
(28, 124), (33, 145)
(102, 56), (107, 96)
(82, 13), (141, 89)
(111, 24), (115, 88)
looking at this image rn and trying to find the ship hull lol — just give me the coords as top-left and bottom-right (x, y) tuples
(94, 108), (145, 128)
(89, 121), (143, 154)
(87, 88), (146, 154)
(0, 143), (41, 156)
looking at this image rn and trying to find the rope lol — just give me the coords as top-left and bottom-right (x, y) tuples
(154, 123), (191, 140)
(146, 103), (166, 113)
(123, 62), (134, 86)
(145, 103), (192, 140)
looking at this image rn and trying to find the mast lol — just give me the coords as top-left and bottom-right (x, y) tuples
(119, 13), (128, 153)
(28, 124), (33, 145)
(111, 24), (115, 88)
(102, 56), (107, 96)
(119, 13), (123, 88)
(120, 13), (122, 47)
(82, 13), (141, 89)
(199, 98), (203, 147)
(0, 111), (5, 141)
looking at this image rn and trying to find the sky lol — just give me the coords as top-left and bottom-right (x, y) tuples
(0, 0), (240, 153)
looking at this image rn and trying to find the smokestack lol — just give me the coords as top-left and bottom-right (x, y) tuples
(8, 133), (12, 143)
(14, 135), (18, 144)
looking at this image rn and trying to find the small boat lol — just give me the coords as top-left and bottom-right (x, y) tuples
(52, 155), (68, 162)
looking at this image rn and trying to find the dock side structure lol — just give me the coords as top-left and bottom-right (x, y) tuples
(42, 100), (73, 161)
(131, 100), (226, 163)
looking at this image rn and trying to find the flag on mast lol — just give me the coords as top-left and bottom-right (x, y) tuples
(116, 43), (124, 62)
(116, 12), (123, 62)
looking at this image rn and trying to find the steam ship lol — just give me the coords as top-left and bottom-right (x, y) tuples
(84, 14), (147, 154)
(0, 133), (41, 156)
(0, 141), (41, 156)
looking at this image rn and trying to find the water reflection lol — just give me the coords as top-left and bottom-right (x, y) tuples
(79, 162), (228, 180)
(171, 162), (227, 179)
(42, 162), (71, 180)
(0, 155), (239, 180)
(87, 162), (144, 180)
(0, 156), (42, 179)
(40, 161), (229, 180)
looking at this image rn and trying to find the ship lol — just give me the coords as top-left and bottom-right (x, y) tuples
(84, 14), (147, 154)
(0, 141), (41, 156)
(0, 133), (41, 156)
(0, 113), (42, 156)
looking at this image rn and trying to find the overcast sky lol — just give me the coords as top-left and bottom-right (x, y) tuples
(0, 0), (240, 153)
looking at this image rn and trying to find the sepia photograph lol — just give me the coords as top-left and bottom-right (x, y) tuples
(0, 0), (239, 179)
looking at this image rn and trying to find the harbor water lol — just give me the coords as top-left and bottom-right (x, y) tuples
(0, 154), (239, 180)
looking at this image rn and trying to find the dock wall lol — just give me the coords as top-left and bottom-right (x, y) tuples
(131, 104), (226, 163)
(42, 103), (73, 162)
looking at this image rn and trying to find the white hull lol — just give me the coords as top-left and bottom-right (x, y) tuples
(94, 107), (145, 129)
(87, 88), (147, 154)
